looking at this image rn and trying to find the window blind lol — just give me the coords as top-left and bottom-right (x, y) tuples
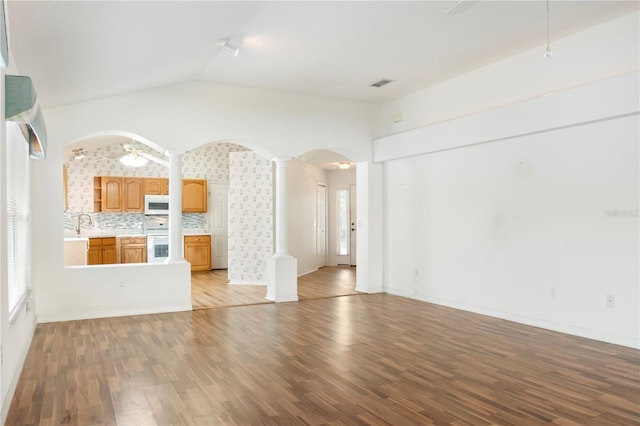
(7, 122), (30, 321)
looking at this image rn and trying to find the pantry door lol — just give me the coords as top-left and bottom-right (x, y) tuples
(210, 183), (228, 269)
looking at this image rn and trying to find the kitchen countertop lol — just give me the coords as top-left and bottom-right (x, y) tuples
(64, 230), (211, 241)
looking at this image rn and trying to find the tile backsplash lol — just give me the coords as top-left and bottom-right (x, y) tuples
(64, 212), (205, 233)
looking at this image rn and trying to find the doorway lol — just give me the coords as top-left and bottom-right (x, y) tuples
(336, 185), (356, 266)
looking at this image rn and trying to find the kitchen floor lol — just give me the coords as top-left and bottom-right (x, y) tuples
(191, 266), (358, 310)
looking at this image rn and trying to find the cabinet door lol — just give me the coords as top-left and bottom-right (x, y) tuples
(182, 179), (207, 213)
(121, 245), (146, 263)
(87, 247), (103, 265)
(123, 178), (144, 212)
(162, 178), (169, 195)
(101, 177), (123, 212)
(184, 235), (211, 271)
(102, 238), (117, 264)
(144, 178), (164, 195)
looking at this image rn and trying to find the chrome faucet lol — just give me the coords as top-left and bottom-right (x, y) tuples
(75, 213), (93, 235)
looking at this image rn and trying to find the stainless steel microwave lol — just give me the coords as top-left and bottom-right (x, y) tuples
(144, 195), (170, 215)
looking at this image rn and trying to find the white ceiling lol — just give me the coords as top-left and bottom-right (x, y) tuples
(7, 1), (638, 109)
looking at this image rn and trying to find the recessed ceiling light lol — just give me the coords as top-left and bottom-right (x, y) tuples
(371, 79), (393, 88)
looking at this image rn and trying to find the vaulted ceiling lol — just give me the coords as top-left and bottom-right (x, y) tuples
(7, 1), (638, 109)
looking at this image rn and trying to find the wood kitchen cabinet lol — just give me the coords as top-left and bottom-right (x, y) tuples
(94, 176), (144, 212)
(182, 179), (207, 213)
(87, 237), (117, 265)
(101, 177), (124, 212)
(63, 165), (69, 212)
(144, 178), (169, 195)
(184, 234), (211, 271)
(118, 236), (147, 264)
(123, 178), (144, 212)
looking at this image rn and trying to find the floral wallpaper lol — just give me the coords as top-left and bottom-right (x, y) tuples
(65, 141), (248, 213)
(228, 151), (273, 284)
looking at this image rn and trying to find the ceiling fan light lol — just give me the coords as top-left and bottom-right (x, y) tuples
(120, 153), (148, 167)
(72, 148), (86, 160)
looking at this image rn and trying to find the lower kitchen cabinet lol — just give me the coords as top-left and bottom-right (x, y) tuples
(119, 236), (147, 263)
(184, 234), (211, 271)
(88, 237), (116, 265)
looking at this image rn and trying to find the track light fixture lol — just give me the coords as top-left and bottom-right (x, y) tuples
(218, 38), (239, 57)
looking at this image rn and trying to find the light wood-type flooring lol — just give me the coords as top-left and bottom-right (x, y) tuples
(7, 293), (639, 425)
(191, 266), (358, 310)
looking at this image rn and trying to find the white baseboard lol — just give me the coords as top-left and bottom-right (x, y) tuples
(385, 287), (640, 350)
(228, 280), (267, 286)
(37, 305), (193, 323)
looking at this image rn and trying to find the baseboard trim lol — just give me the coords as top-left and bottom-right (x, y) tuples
(228, 280), (267, 286)
(37, 305), (193, 323)
(385, 287), (640, 350)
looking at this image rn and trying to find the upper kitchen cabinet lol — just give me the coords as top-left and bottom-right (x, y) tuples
(123, 178), (144, 212)
(182, 179), (207, 213)
(101, 176), (124, 212)
(144, 178), (169, 195)
(94, 176), (143, 212)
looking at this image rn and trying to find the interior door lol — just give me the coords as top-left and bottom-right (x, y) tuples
(210, 184), (229, 269)
(349, 184), (357, 266)
(316, 183), (327, 268)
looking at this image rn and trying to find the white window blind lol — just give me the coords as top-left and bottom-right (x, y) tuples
(7, 122), (30, 321)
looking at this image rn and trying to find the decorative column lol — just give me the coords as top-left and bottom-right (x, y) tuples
(167, 151), (186, 263)
(266, 157), (298, 302)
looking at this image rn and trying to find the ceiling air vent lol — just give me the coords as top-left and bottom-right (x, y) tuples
(371, 79), (393, 88)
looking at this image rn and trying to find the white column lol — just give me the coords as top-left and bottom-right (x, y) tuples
(274, 157), (291, 257)
(167, 151), (186, 263)
(266, 157), (297, 302)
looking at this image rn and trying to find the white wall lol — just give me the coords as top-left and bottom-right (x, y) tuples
(377, 13), (640, 348)
(327, 168), (356, 266)
(377, 11), (639, 138)
(29, 79), (376, 327)
(0, 56), (38, 423)
(287, 159), (327, 275)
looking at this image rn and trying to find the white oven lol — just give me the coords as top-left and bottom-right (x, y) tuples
(147, 234), (169, 263)
(144, 216), (169, 263)
(145, 195), (170, 215)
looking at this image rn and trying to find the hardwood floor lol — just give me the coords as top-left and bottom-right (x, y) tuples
(7, 294), (639, 425)
(191, 266), (358, 309)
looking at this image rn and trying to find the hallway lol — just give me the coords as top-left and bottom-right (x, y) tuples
(191, 266), (358, 310)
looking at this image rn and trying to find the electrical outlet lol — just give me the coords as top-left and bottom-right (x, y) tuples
(414, 269), (420, 282)
(549, 287), (557, 298)
(119, 281), (125, 289)
(606, 294), (615, 308)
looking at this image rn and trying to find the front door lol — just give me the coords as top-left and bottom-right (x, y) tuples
(349, 184), (357, 266)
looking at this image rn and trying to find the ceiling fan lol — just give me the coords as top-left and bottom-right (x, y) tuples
(96, 143), (168, 168)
